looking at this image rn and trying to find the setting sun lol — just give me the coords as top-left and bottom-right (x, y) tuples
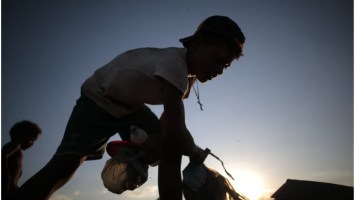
(228, 170), (264, 200)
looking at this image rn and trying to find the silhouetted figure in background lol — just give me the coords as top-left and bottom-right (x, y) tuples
(1, 120), (41, 200)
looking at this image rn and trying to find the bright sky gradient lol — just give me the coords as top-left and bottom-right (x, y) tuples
(1, 1), (353, 200)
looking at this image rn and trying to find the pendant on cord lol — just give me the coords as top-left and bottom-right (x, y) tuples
(197, 99), (203, 111)
(192, 79), (203, 111)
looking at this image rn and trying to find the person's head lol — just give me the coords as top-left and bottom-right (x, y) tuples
(180, 16), (245, 83)
(10, 120), (42, 150)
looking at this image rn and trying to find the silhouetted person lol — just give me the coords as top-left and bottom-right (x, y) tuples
(1, 120), (41, 200)
(13, 15), (245, 200)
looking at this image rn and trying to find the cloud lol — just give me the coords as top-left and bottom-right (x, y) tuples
(49, 194), (70, 200)
(74, 190), (80, 196)
(101, 188), (109, 194)
(123, 185), (159, 199)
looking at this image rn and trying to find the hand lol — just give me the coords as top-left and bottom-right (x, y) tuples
(189, 147), (210, 165)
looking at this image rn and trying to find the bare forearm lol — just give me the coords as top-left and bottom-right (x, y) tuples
(160, 111), (197, 156)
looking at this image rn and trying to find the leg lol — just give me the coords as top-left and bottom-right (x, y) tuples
(158, 112), (183, 200)
(158, 150), (183, 200)
(13, 90), (118, 200)
(13, 154), (86, 200)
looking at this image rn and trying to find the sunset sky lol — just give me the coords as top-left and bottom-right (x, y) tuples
(1, 1), (353, 200)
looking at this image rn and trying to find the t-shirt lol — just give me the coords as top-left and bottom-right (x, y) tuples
(81, 47), (196, 118)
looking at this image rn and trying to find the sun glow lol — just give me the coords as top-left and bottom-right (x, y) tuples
(228, 170), (263, 200)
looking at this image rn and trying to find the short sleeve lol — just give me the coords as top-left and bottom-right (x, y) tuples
(154, 55), (189, 95)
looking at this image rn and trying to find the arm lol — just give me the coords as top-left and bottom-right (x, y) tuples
(159, 77), (192, 136)
(157, 76), (199, 200)
(157, 76), (198, 157)
(159, 76), (195, 119)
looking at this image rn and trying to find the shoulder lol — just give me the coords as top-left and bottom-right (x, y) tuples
(2, 142), (22, 160)
(13, 149), (23, 157)
(2, 142), (10, 150)
(117, 47), (186, 66)
(117, 47), (185, 64)
(155, 47), (187, 68)
(124, 47), (185, 57)
(154, 48), (189, 94)
(2, 142), (19, 154)
(158, 47), (187, 59)
(8, 149), (23, 161)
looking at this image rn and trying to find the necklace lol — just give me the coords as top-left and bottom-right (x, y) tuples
(192, 80), (203, 111)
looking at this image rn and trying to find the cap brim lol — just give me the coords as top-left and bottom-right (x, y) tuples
(106, 140), (144, 157)
(179, 35), (196, 43)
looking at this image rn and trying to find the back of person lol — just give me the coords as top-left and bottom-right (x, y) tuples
(7, 150), (23, 185)
(82, 47), (190, 118)
(2, 147), (22, 200)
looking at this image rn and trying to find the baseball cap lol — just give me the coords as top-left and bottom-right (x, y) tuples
(179, 15), (245, 56)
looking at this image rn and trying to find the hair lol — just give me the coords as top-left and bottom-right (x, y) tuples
(10, 120), (42, 140)
(183, 35), (245, 60)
